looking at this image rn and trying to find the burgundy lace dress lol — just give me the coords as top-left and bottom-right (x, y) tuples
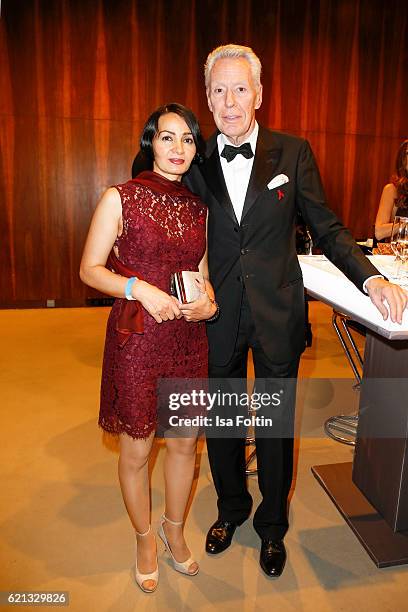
(99, 171), (208, 439)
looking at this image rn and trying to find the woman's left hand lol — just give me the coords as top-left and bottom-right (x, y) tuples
(179, 277), (217, 322)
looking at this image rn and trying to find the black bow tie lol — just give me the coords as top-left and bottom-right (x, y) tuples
(221, 142), (254, 163)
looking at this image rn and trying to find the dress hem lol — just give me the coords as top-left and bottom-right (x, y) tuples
(98, 420), (157, 441)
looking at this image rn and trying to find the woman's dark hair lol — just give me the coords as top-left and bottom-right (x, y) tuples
(391, 139), (408, 207)
(139, 103), (205, 165)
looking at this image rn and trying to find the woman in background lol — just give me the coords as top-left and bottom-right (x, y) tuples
(80, 104), (217, 593)
(375, 139), (408, 241)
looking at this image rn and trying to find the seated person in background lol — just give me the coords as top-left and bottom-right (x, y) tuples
(375, 139), (408, 241)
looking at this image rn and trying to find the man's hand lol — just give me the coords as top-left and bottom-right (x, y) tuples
(365, 278), (408, 324)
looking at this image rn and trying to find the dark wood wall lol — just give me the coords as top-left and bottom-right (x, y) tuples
(0, 0), (407, 303)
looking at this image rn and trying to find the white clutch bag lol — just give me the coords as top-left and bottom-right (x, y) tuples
(170, 271), (203, 303)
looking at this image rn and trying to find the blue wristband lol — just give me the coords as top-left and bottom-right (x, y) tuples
(125, 276), (138, 300)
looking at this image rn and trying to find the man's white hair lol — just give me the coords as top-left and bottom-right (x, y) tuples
(204, 44), (262, 90)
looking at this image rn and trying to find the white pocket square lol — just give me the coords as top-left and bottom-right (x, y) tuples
(267, 174), (289, 190)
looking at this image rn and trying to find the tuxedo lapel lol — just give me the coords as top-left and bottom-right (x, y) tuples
(200, 134), (238, 224)
(241, 127), (282, 221)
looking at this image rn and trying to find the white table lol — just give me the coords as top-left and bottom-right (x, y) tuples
(299, 255), (408, 339)
(298, 254), (408, 567)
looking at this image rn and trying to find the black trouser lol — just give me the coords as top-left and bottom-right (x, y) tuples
(206, 290), (300, 541)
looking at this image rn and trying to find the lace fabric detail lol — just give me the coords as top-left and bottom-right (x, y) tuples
(117, 182), (205, 242)
(99, 175), (208, 439)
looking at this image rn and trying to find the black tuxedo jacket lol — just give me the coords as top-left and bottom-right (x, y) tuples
(184, 126), (379, 366)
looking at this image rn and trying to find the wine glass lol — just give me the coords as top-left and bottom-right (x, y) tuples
(396, 221), (408, 283)
(390, 217), (408, 283)
(391, 216), (408, 258)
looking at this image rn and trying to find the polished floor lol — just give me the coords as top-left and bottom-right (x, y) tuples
(0, 302), (407, 611)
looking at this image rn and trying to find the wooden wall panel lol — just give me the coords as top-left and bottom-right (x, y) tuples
(0, 0), (407, 303)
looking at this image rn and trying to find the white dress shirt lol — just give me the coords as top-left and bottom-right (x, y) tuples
(217, 122), (259, 224)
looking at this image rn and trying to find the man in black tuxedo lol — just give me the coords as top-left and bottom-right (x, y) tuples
(181, 44), (407, 578)
(131, 44), (406, 577)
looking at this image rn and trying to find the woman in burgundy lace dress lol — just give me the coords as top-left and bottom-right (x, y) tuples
(80, 104), (217, 592)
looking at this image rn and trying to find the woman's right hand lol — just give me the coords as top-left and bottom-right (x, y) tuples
(132, 281), (182, 323)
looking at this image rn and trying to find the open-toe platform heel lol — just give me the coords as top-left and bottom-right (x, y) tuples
(134, 525), (159, 593)
(158, 515), (199, 576)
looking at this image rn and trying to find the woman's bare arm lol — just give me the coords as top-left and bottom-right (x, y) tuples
(80, 187), (181, 322)
(375, 183), (397, 240)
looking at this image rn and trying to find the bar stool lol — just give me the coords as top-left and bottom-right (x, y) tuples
(245, 382), (258, 475)
(324, 310), (364, 446)
(245, 434), (257, 475)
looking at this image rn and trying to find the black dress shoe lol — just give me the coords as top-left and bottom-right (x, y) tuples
(206, 519), (237, 554)
(259, 539), (286, 577)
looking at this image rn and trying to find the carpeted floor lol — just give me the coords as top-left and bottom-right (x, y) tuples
(0, 301), (407, 611)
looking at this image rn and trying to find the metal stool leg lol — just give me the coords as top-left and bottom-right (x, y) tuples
(245, 384), (258, 475)
(245, 435), (257, 475)
(324, 310), (365, 446)
(332, 311), (363, 387)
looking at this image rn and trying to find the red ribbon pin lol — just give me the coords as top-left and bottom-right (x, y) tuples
(277, 189), (284, 201)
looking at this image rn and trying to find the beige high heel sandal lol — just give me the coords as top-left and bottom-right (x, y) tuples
(158, 515), (199, 576)
(134, 525), (159, 593)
